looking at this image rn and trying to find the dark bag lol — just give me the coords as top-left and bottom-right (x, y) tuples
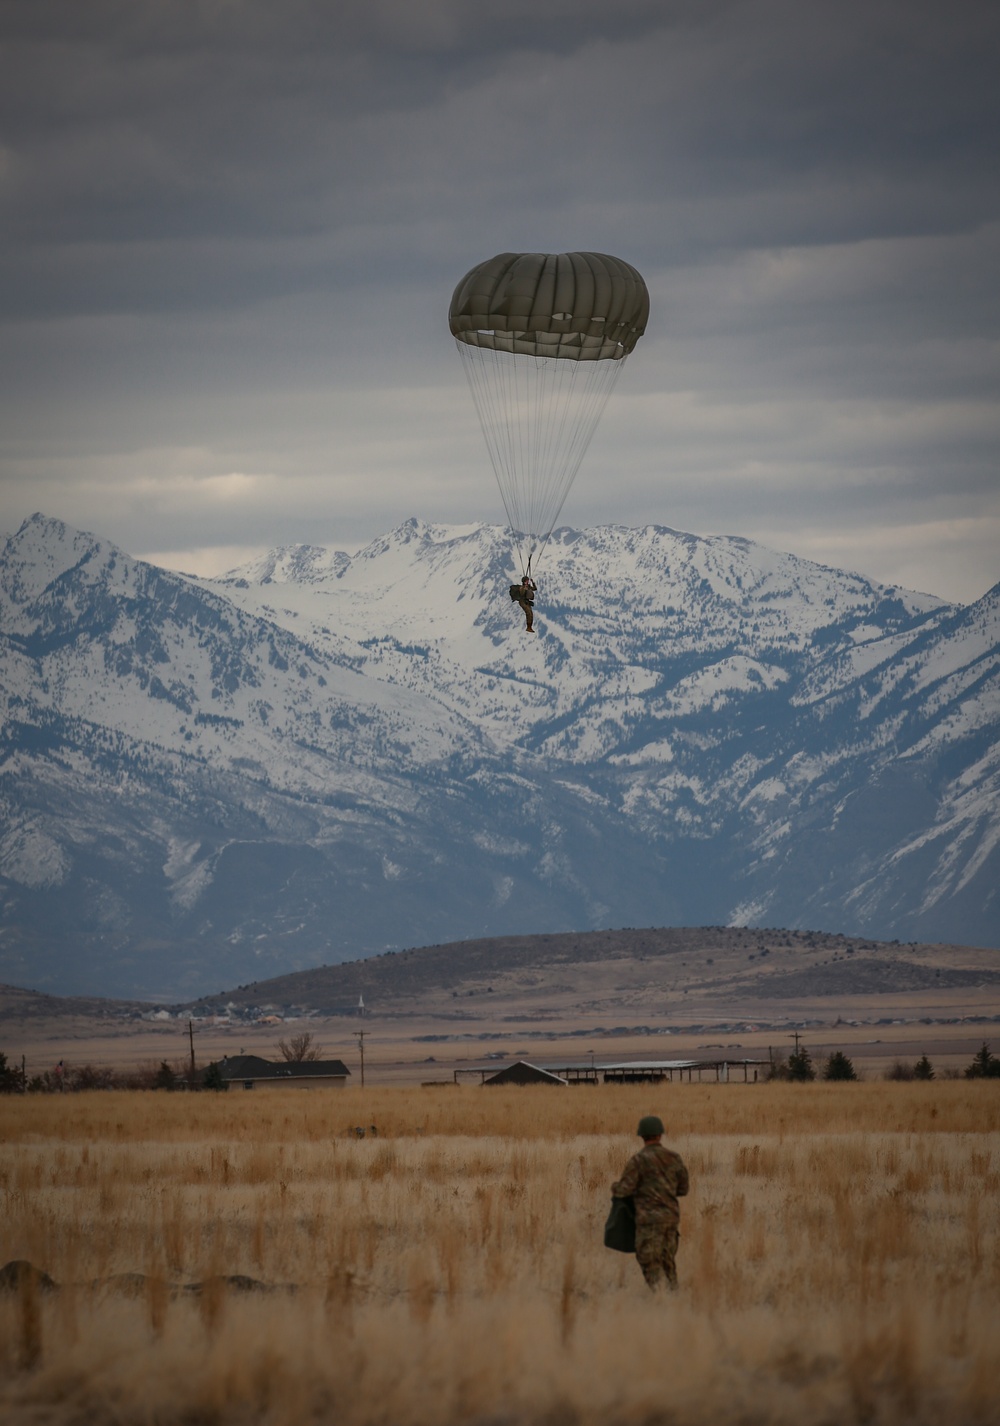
(603, 1195), (636, 1253)
(509, 584), (522, 602)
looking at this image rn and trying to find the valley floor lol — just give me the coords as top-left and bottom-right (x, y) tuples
(4, 988), (1000, 1085)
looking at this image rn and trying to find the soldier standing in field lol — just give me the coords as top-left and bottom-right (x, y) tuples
(611, 1114), (690, 1290)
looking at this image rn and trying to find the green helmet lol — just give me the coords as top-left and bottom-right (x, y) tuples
(637, 1115), (664, 1139)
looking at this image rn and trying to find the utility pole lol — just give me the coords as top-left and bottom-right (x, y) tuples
(355, 1028), (366, 1088)
(791, 1030), (801, 1055)
(188, 1019), (196, 1084)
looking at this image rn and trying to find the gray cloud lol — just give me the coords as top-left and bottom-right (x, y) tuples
(1, 0), (998, 600)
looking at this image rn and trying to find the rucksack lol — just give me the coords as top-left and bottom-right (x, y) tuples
(604, 1195), (636, 1253)
(509, 584), (522, 602)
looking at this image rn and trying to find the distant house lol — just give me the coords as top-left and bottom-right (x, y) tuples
(482, 1060), (568, 1087)
(216, 1054), (351, 1090)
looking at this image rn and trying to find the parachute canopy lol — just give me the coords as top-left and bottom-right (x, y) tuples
(449, 251), (649, 361)
(449, 252), (649, 575)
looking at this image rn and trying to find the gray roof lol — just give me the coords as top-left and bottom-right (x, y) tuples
(482, 1060), (568, 1086)
(594, 1060), (701, 1071)
(218, 1055), (350, 1080)
(470, 1058), (768, 1075)
(593, 1058), (768, 1069)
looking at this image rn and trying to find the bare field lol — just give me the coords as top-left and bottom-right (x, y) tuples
(1, 1084), (999, 1426)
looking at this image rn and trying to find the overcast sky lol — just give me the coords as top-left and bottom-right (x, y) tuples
(1, 0), (998, 602)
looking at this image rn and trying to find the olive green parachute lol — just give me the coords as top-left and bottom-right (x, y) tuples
(449, 251), (649, 361)
(449, 251), (649, 575)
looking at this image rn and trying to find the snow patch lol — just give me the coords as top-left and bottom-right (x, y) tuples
(0, 821), (70, 888)
(609, 739), (675, 767)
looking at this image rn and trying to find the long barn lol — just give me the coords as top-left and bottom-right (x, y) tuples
(455, 1057), (768, 1085)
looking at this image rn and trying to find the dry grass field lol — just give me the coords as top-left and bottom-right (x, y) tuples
(1, 1084), (999, 1426)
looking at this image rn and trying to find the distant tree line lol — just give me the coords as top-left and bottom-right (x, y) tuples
(767, 1042), (1000, 1083)
(767, 1046), (859, 1081)
(886, 1055), (937, 1081)
(0, 1032), (328, 1094)
(0, 1053), (210, 1093)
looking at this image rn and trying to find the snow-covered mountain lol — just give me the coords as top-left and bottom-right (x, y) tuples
(1, 513), (996, 998)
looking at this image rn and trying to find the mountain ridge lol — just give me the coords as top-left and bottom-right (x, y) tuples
(1, 512), (996, 999)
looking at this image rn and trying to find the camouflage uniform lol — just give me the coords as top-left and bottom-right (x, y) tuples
(611, 1143), (689, 1290)
(515, 577), (536, 630)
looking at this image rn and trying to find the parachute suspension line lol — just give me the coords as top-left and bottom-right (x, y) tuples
(525, 352), (624, 571)
(458, 339), (528, 576)
(450, 252), (649, 580)
(457, 339), (627, 576)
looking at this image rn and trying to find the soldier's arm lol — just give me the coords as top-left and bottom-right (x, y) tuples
(611, 1154), (641, 1198)
(675, 1159), (690, 1198)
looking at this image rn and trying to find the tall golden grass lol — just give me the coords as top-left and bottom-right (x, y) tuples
(1, 1083), (998, 1425)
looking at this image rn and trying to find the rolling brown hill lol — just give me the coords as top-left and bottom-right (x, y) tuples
(3, 925), (999, 1083)
(188, 925), (1000, 1028)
